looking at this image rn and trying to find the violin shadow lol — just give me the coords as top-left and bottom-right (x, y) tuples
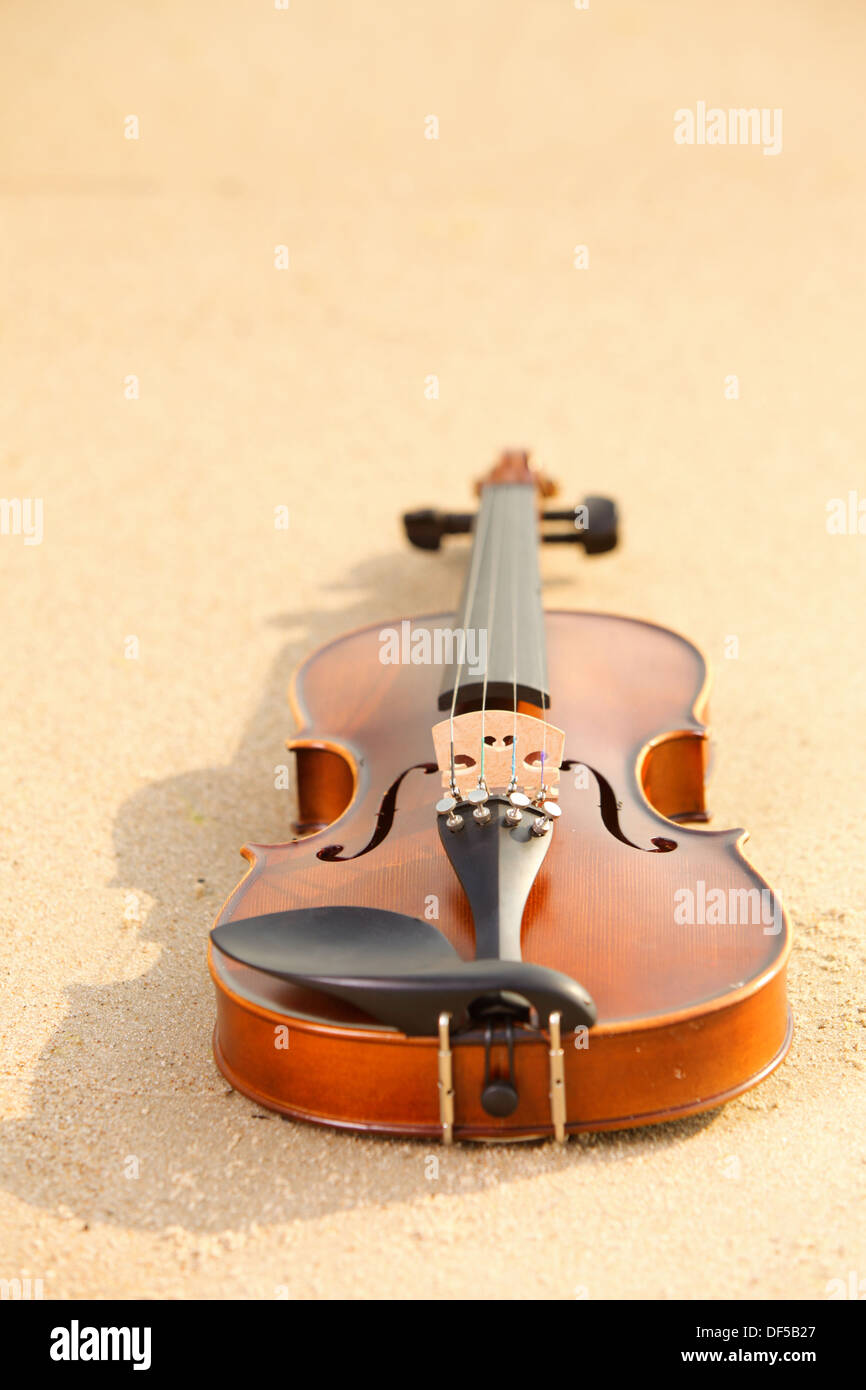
(2, 548), (719, 1237)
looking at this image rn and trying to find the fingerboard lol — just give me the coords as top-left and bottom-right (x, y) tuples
(438, 483), (548, 711)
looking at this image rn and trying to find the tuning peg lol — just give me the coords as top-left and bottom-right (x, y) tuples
(542, 495), (619, 554)
(403, 509), (474, 551)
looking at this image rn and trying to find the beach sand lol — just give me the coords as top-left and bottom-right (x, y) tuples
(1, 0), (864, 1299)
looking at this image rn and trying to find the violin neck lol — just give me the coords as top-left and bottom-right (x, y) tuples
(438, 482), (549, 712)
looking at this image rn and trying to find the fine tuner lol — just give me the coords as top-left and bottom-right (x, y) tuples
(432, 709), (565, 835)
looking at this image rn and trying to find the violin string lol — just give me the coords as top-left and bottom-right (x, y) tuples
(448, 488), (491, 795)
(478, 494), (503, 791)
(510, 510), (518, 789)
(535, 569), (548, 800)
(520, 480), (548, 800)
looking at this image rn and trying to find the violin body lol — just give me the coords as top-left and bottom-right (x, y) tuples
(209, 607), (791, 1140)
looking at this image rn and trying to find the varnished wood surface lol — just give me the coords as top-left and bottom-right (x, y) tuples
(209, 611), (791, 1139)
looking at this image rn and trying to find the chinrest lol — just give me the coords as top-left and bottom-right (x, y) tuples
(211, 905), (596, 1036)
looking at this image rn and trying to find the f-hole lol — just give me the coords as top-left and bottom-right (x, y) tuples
(317, 763), (438, 861)
(562, 760), (677, 853)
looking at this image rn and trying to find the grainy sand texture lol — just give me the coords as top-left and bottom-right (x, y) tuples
(1, 1), (864, 1300)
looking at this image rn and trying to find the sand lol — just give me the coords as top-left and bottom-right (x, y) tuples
(0, 0), (864, 1300)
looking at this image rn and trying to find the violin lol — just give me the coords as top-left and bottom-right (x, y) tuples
(208, 450), (791, 1142)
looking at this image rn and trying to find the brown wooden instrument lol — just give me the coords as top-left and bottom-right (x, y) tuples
(208, 451), (791, 1142)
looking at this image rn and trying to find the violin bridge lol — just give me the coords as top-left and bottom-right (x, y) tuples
(431, 709), (565, 797)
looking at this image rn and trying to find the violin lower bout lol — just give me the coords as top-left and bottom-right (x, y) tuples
(210, 949), (790, 1139)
